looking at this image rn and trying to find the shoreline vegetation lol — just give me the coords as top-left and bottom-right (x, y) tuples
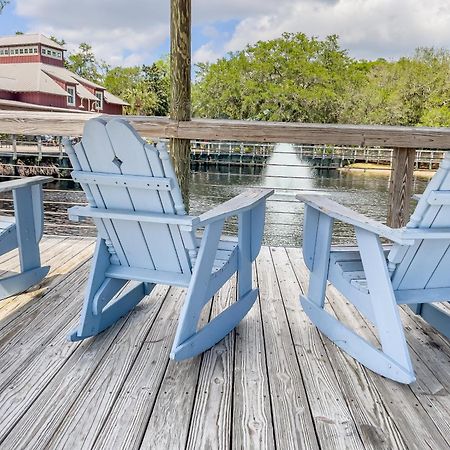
(339, 163), (435, 178)
(41, 32), (450, 128)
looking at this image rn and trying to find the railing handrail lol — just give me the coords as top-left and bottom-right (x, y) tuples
(0, 111), (450, 149)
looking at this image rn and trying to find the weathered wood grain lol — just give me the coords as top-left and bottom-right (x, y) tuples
(170, 0), (191, 207)
(270, 247), (365, 449)
(0, 237), (93, 334)
(139, 291), (213, 450)
(232, 262), (275, 449)
(0, 263), (89, 384)
(42, 286), (172, 450)
(327, 283), (450, 449)
(286, 247), (409, 450)
(186, 275), (236, 450)
(256, 247), (319, 450)
(387, 148), (415, 227)
(0, 239), (449, 450)
(1, 111), (450, 149)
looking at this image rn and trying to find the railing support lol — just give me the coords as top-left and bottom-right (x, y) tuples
(387, 147), (415, 228)
(170, 0), (191, 211)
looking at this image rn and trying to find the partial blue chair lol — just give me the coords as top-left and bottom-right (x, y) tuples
(64, 118), (273, 360)
(297, 153), (450, 384)
(0, 176), (52, 299)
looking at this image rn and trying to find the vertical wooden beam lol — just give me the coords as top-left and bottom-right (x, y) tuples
(387, 148), (415, 228)
(170, 0), (191, 210)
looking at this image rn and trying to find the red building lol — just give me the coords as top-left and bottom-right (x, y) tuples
(0, 34), (128, 113)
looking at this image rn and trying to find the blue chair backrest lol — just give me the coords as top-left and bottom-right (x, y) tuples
(67, 118), (194, 275)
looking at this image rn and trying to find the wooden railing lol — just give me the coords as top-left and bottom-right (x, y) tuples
(1, 110), (450, 227)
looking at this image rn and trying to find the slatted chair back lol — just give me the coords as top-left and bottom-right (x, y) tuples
(391, 152), (450, 289)
(65, 117), (194, 275)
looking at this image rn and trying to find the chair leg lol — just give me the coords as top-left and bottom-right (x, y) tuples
(355, 228), (414, 379)
(171, 220), (224, 358)
(303, 228), (415, 383)
(0, 266), (50, 300)
(410, 302), (450, 340)
(69, 238), (150, 341)
(301, 296), (416, 383)
(171, 213), (260, 361)
(0, 185), (50, 300)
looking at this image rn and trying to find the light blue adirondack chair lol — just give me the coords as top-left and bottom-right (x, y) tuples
(0, 176), (52, 299)
(63, 117), (273, 360)
(297, 153), (450, 384)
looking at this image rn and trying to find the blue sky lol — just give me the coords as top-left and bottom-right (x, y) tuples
(1, 0), (450, 67)
(0, 3), (27, 35)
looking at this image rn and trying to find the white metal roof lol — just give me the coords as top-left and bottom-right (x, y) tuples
(76, 83), (98, 101)
(0, 34), (66, 50)
(0, 62), (128, 105)
(104, 90), (129, 106)
(0, 63), (68, 96)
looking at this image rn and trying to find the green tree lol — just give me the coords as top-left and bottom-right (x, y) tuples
(66, 43), (109, 83)
(50, 36), (66, 47)
(341, 48), (450, 126)
(193, 33), (357, 123)
(142, 58), (170, 116)
(122, 81), (159, 115)
(0, 1), (9, 13)
(104, 66), (142, 96)
(103, 60), (170, 116)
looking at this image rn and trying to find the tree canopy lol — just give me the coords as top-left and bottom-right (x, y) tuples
(193, 33), (358, 123)
(0, 1), (9, 13)
(66, 43), (109, 84)
(192, 33), (450, 127)
(50, 32), (450, 125)
(103, 59), (170, 115)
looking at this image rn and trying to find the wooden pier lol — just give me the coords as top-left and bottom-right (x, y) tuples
(0, 236), (448, 449)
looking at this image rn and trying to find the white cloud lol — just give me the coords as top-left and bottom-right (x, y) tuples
(15, 0), (170, 66)
(193, 42), (222, 64)
(12, 0), (450, 65)
(224, 0), (450, 60)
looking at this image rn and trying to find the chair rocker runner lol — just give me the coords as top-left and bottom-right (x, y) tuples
(0, 176), (52, 299)
(298, 153), (450, 384)
(64, 117), (273, 360)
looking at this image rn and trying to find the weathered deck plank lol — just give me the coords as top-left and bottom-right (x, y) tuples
(270, 247), (366, 449)
(285, 247), (409, 450)
(139, 295), (212, 450)
(328, 285), (450, 449)
(231, 262), (275, 449)
(185, 276), (236, 450)
(44, 286), (173, 450)
(255, 247), (319, 450)
(0, 238), (449, 450)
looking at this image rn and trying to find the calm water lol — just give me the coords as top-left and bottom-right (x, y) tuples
(5, 143), (429, 246)
(189, 143), (429, 246)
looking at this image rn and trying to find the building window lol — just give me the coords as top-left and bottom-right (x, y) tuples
(40, 46), (63, 59)
(67, 87), (76, 106)
(95, 91), (104, 110)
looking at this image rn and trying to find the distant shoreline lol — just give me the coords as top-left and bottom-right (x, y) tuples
(338, 163), (435, 179)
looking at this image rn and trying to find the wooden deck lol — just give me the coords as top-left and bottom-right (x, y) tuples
(0, 236), (449, 450)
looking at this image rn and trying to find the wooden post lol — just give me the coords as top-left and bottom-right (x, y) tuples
(387, 148), (415, 228)
(170, 0), (191, 210)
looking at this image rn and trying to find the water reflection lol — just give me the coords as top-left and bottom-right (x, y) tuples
(190, 147), (429, 247)
(262, 143), (314, 191)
